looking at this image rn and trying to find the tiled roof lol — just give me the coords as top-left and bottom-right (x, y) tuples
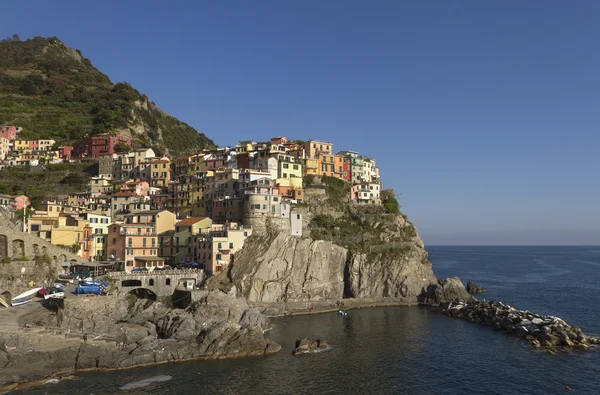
(176, 217), (208, 226)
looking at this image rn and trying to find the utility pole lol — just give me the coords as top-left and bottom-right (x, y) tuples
(22, 197), (27, 233)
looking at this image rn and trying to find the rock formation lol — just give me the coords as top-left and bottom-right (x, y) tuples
(208, 184), (453, 306)
(0, 291), (280, 388)
(466, 281), (486, 294)
(292, 338), (329, 355)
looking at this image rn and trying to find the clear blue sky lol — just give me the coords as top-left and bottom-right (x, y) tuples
(3, 1), (600, 245)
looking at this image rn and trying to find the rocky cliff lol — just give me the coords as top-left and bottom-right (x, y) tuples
(0, 291), (279, 387)
(208, 178), (453, 307)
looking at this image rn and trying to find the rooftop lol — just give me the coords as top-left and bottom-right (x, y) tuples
(176, 217), (209, 226)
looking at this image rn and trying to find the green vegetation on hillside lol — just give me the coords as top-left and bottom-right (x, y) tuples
(0, 36), (215, 155)
(0, 161), (95, 208)
(306, 177), (416, 255)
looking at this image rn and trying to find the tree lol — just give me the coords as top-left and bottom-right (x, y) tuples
(381, 189), (401, 214)
(12, 34), (20, 41)
(71, 243), (81, 254)
(20, 78), (39, 95)
(114, 142), (132, 153)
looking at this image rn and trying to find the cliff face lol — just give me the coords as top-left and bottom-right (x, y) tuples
(209, 183), (441, 305)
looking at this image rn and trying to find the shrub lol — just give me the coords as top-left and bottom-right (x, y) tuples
(381, 189), (401, 214)
(1, 257), (11, 264)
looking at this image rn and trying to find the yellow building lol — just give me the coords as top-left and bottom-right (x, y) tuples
(160, 217), (212, 263)
(14, 140), (29, 151)
(50, 216), (90, 257)
(303, 158), (318, 176)
(150, 158), (171, 188)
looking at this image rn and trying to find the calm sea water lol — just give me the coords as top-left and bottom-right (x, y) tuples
(18, 246), (600, 394)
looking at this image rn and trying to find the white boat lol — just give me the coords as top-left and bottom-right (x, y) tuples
(11, 288), (42, 306)
(44, 291), (65, 300)
(0, 295), (9, 308)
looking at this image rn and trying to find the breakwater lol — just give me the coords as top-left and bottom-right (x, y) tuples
(441, 299), (600, 352)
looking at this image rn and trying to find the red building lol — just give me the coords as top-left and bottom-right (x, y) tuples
(342, 158), (352, 181)
(60, 146), (73, 160)
(73, 134), (132, 158)
(236, 153), (250, 169)
(0, 126), (18, 140)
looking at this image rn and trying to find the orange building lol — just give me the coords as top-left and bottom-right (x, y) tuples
(304, 140), (333, 159)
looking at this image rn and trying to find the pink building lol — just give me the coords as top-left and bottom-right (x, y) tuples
(0, 126), (18, 140)
(14, 195), (30, 211)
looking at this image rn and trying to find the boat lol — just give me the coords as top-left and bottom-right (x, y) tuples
(80, 279), (108, 288)
(44, 291), (65, 300)
(56, 276), (74, 284)
(0, 295), (9, 308)
(11, 288), (42, 306)
(53, 283), (67, 291)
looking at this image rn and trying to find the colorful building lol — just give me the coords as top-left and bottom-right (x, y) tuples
(304, 140), (333, 159)
(350, 182), (382, 205)
(0, 126), (19, 140)
(107, 223), (161, 271)
(73, 134), (132, 158)
(197, 222), (252, 274)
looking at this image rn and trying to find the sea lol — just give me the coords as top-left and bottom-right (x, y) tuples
(17, 246), (600, 394)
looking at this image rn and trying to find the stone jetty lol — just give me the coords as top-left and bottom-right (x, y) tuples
(441, 299), (600, 352)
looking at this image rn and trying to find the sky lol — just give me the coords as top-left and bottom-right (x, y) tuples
(2, 1), (599, 245)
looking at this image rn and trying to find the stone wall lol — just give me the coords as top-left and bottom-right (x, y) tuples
(108, 270), (205, 297)
(0, 220), (85, 264)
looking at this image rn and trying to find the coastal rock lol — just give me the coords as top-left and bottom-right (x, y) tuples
(426, 277), (472, 304)
(466, 282), (486, 294)
(439, 299), (599, 351)
(0, 292), (280, 388)
(207, 225), (439, 304)
(292, 338), (329, 355)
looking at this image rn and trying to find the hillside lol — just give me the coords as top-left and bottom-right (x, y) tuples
(0, 36), (215, 156)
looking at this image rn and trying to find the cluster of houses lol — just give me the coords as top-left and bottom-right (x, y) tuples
(0, 126), (73, 168)
(1, 126), (384, 275)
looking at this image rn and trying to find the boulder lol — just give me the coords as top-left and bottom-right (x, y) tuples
(426, 277), (472, 304)
(292, 338), (329, 356)
(466, 282), (486, 294)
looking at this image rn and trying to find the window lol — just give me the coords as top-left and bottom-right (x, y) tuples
(149, 279), (154, 286)
(293, 164), (298, 170)
(297, 190), (302, 195)
(216, 253), (222, 260)
(262, 204), (266, 210)
(244, 231), (248, 237)
(112, 238), (116, 244)
(218, 242), (222, 248)
(283, 163), (289, 169)
(297, 214), (301, 219)
(166, 278), (171, 285)
(271, 205), (275, 213)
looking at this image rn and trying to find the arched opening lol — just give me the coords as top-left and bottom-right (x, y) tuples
(0, 235), (7, 259)
(53, 256), (58, 263)
(59, 254), (67, 263)
(121, 279), (142, 287)
(165, 278), (171, 286)
(42, 246), (47, 256)
(12, 239), (24, 258)
(33, 244), (40, 256)
(128, 288), (157, 301)
(148, 278), (154, 286)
